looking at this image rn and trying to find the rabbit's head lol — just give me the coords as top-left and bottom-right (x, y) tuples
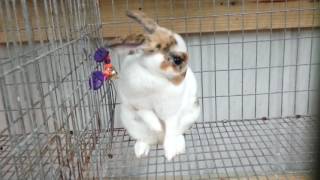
(137, 32), (188, 84)
(108, 10), (189, 84)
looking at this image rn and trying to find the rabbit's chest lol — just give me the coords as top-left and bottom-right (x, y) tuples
(119, 71), (184, 111)
(119, 60), (175, 95)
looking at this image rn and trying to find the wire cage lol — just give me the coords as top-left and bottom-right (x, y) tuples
(0, 0), (319, 179)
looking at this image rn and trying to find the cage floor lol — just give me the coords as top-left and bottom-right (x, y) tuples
(100, 116), (316, 179)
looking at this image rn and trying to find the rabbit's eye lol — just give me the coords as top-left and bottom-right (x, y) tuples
(173, 56), (183, 65)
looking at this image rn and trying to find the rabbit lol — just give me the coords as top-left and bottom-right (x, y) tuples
(107, 10), (200, 161)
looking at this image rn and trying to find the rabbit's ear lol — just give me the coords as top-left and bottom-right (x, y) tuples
(127, 10), (158, 33)
(106, 33), (146, 48)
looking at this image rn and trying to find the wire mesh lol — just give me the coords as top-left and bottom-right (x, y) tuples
(0, 0), (116, 179)
(0, 0), (319, 179)
(103, 116), (316, 179)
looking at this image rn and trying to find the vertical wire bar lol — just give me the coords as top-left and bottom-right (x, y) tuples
(12, 0), (23, 46)
(267, 0), (273, 118)
(50, 3), (68, 175)
(268, 2), (281, 176)
(43, 1), (64, 176)
(73, 48), (85, 179)
(32, 61), (47, 180)
(4, 0), (15, 47)
(78, 40), (90, 178)
(19, 2), (43, 178)
(289, 0), (303, 174)
(280, 0), (288, 117)
(19, 68), (36, 179)
(48, 0), (58, 44)
(90, 0), (99, 42)
(306, 0), (316, 114)
(82, 39), (97, 172)
(85, 42), (100, 174)
(196, 0), (205, 174)
(60, 0), (70, 43)
(196, 0), (210, 176)
(212, 0), (218, 122)
(111, 0), (116, 49)
(72, 39), (85, 132)
(74, 0), (81, 36)
(169, 0), (173, 30)
(198, 0), (223, 170)
(43, 0), (54, 45)
(83, 0), (89, 34)
(32, 0), (49, 132)
(52, 0), (63, 44)
(183, 1), (193, 178)
(211, 0), (220, 176)
(95, 0), (103, 41)
(4, 0), (19, 78)
(80, 0), (87, 34)
(0, 77), (20, 179)
(4, 0), (27, 135)
(55, 51), (69, 133)
(20, 0), (33, 45)
(183, 0), (189, 52)
(86, 38), (100, 178)
(241, 0), (245, 121)
(43, 58), (59, 176)
(33, 0), (44, 45)
(254, 0), (259, 119)
(1, 0), (15, 63)
(22, 61), (45, 179)
(0, 3), (5, 64)
(31, 2), (51, 175)
(81, 41), (90, 133)
(67, 0), (74, 39)
(61, 0), (78, 134)
(69, 39), (84, 180)
(62, 0), (79, 175)
(198, 0), (205, 123)
(121, 0), (132, 70)
(293, 0), (302, 115)
(78, 45), (88, 179)
(227, 0), (231, 121)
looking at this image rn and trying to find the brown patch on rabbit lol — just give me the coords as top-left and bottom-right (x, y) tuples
(161, 52), (188, 72)
(107, 33), (146, 48)
(160, 59), (171, 70)
(170, 71), (187, 85)
(126, 10), (158, 33)
(144, 31), (177, 53)
(126, 10), (177, 53)
(170, 52), (189, 72)
(160, 52), (189, 85)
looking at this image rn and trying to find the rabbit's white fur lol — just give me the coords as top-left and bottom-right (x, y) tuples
(117, 33), (200, 160)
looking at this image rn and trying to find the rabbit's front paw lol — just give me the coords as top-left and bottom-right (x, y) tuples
(134, 141), (150, 158)
(164, 135), (186, 161)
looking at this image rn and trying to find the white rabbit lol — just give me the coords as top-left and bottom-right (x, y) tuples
(108, 10), (200, 161)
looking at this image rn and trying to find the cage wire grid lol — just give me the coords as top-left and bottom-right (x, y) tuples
(0, 0), (319, 179)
